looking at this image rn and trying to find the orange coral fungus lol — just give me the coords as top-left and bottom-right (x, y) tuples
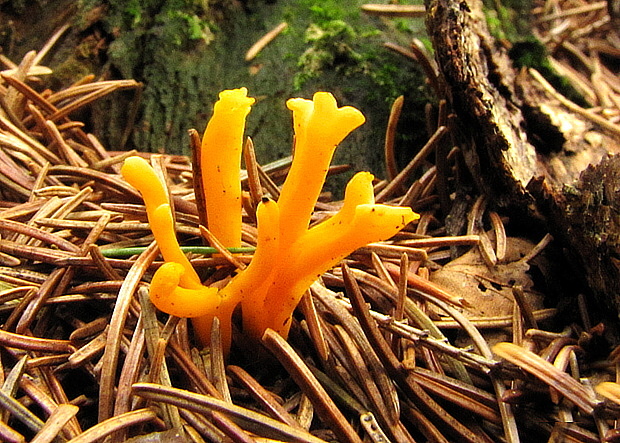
(121, 90), (419, 353)
(200, 88), (254, 248)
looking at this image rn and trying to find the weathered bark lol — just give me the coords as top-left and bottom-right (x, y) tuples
(425, 0), (540, 208)
(425, 0), (620, 312)
(552, 156), (620, 314)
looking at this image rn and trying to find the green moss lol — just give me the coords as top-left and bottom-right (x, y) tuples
(302, 0), (353, 25)
(394, 18), (414, 34)
(483, 0), (533, 42)
(155, 10), (214, 48)
(292, 12), (429, 107)
(308, 4), (341, 24)
(294, 20), (367, 90)
(509, 38), (589, 107)
(482, 1), (589, 107)
(80, 0), (214, 53)
(484, 8), (506, 41)
(52, 0), (432, 184)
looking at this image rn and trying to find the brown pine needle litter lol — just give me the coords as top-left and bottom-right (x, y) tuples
(1, 4), (620, 442)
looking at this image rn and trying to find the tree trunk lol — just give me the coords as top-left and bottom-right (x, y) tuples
(425, 0), (620, 313)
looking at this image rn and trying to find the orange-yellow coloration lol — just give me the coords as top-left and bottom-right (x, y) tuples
(277, 92), (365, 245)
(120, 157), (201, 289)
(200, 88), (255, 248)
(242, 172), (419, 340)
(121, 89), (418, 355)
(194, 198), (280, 350)
(150, 262), (220, 317)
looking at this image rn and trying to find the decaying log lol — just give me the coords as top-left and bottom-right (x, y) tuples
(560, 156), (620, 313)
(425, 0), (620, 313)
